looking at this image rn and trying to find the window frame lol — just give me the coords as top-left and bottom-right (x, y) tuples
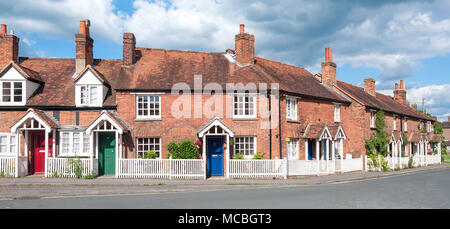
(334, 104), (341, 122)
(404, 118), (408, 132)
(0, 81), (25, 105)
(393, 115), (397, 130)
(136, 95), (162, 119)
(59, 131), (90, 157)
(79, 85), (100, 107)
(370, 110), (376, 128)
(234, 136), (257, 159)
(286, 97), (298, 121)
(0, 134), (17, 155)
(286, 138), (299, 160)
(136, 137), (161, 158)
(233, 93), (257, 119)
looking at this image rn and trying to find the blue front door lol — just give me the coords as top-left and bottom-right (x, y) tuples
(207, 137), (224, 176)
(308, 140), (313, 160)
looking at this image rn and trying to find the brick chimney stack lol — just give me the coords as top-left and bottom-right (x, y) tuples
(412, 103), (418, 110)
(321, 47), (337, 87)
(394, 80), (407, 105)
(235, 24), (255, 66)
(123, 33), (136, 66)
(0, 24), (19, 67)
(364, 78), (376, 97)
(75, 20), (93, 74)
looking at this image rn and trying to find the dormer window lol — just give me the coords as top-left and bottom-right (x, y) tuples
(0, 62), (42, 106)
(1, 81), (23, 104)
(80, 85), (99, 106)
(74, 66), (108, 108)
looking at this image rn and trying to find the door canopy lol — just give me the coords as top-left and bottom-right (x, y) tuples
(197, 117), (234, 138)
(11, 108), (60, 133)
(86, 110), (129, 135)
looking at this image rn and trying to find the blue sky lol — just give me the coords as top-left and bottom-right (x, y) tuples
(1, 0), (449, 120)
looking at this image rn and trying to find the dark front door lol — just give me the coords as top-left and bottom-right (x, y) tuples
(207, 137), (224, 176)
(31, 131), (53, 174)
(98, 132), (116, 176)
(308, 139), (313, 160)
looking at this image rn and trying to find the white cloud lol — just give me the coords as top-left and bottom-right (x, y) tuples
(379, 84), (450, 122)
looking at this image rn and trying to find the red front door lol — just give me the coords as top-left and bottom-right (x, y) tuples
(31, 132), (53, 174)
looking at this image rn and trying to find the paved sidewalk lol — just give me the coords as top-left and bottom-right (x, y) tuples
(0, 163), (448, 199)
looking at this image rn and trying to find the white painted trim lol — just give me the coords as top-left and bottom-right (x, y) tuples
(198, 119), (234, 138)
(334, 125), (347, 140)
(135, 94), (162, 120)
(86, 112), (124, 135)
(11, 111), (52, 133)
(232, 93), (257, 119)
(319, 126), (332, 141)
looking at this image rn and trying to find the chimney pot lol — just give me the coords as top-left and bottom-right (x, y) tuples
(79, 20), (86, 35)
(400, 80), (405, 90)
(0, 24), (6, 35)
(395, 83), (399, 90)
(240, 24), (245, 33)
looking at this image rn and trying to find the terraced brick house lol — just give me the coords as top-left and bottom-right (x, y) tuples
(0, 21), (441, 178)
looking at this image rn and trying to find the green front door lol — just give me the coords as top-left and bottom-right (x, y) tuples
(98, 132), (116, 175)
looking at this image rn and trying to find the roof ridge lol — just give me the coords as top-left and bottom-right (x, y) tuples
(255, 56), (307, 71)
(136, 47), (225, 55)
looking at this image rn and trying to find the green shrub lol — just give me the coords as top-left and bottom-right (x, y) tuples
(408, 156), (414, 168)
(138, 150), (159, 159)
(168, 140), (199, 159)
(253, 152), (264, 160)
(83, 172), (96, 180)
(232, 153), (245, 159)
(68, 156), (83, 179)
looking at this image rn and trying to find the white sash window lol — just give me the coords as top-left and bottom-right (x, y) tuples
(136, 95), (161, 119)
(234, 136), (256, 158)
(0, 134), (17, 155)
(59, 132), (90, 157)
(286, 97), (297, 121)
(287, 138), (299, 160)
(136, 137), (161, 158)
(334, 104), (341, 122)
(233, 94), (256, 118)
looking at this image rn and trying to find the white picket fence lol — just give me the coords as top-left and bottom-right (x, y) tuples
(0, 157), (15, 177)
(340, 156), (364, 173)
(47, 158), (94, 178)
(229, 159), (287, 178)
(366, 154), (441, 171)
(117, 159), (205, 179)
(288, 160), (318, 176)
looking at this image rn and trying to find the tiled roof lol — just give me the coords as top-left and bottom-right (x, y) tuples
(115, 48), (349, 103)
(428, 133), (442, 142)
(442, 121), (450, 129)
(0, 61), (44, 83)
(408, 131), (421, 143)
(336, 80), (434, 121)
(18, 57), (121, 107)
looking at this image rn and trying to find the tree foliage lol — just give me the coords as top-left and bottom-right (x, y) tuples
(365, 110), (389, 157)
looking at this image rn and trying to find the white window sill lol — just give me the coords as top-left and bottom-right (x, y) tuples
(135, 117), (162, 121)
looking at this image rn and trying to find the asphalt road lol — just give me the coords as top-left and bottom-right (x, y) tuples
(1, 168), (449, 209)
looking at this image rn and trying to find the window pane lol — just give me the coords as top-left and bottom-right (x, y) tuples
(137, 137), (161, 157)
(90, 86), (98, 105)
(10, 136), (16, 153)
(0, 136), (7, 153)
(2, 82), (11, 102)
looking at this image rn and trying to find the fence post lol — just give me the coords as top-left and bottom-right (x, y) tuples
(284, 157), (288, 179)
(364, 155), (368, 172)
(169, 156), (172, 180)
